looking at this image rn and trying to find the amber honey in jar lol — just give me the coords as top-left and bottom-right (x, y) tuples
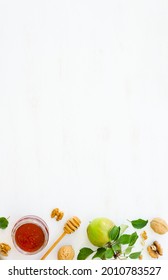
(12, 215), (49, 255)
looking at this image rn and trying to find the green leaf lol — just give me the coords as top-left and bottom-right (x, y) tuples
(92, 248), (106, 259)
(109, 226), (120, 241)
(130, 219), (148, 229)
(120, 224), (128, 235)
(129, 232), (138, 246)
(0, 217), (9, 229)
(112, 244), (121, 253)
(105, 248), (114, 259)
(125, 246), (133, 255)
(77, 248), (94, 260)
(129, 252), (141, 259)
(118, 234), (131, 245)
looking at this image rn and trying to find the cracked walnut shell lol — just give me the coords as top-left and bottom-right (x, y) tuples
(57, 245), (75, 260)
(147, 241), (163, 259)
(150, 218), (168, 234)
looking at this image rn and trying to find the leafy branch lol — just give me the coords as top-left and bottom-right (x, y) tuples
(77, 218), (148, 260)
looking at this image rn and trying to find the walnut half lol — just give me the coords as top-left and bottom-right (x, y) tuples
(51, 208), (64, 221)
(147, 241), (163, 259)
(0, 243), (11, 257)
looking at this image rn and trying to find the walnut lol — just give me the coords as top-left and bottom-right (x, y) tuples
(0, 243), (11, 257)
(51, 208), (64, 221)
(139, 255), (143, 260)
(147, 241), (163, 259)
(150, 218), (168, 234)
(141, 231), (148, 240)
(57, 245), (75, 260)
(140, 231), (148, 246)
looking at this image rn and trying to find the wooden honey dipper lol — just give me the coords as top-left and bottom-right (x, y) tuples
(41, 216), (81, 260)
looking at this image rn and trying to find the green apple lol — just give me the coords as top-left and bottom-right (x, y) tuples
(87, 217), (115, 247)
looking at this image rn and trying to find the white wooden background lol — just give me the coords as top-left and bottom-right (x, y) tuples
(0, 0), (168, 259)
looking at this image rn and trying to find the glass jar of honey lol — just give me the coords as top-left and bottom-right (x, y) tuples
(12, 215), (49, 255)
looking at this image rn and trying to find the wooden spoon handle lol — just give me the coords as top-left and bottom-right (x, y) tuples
(41, 231), (66, 260)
